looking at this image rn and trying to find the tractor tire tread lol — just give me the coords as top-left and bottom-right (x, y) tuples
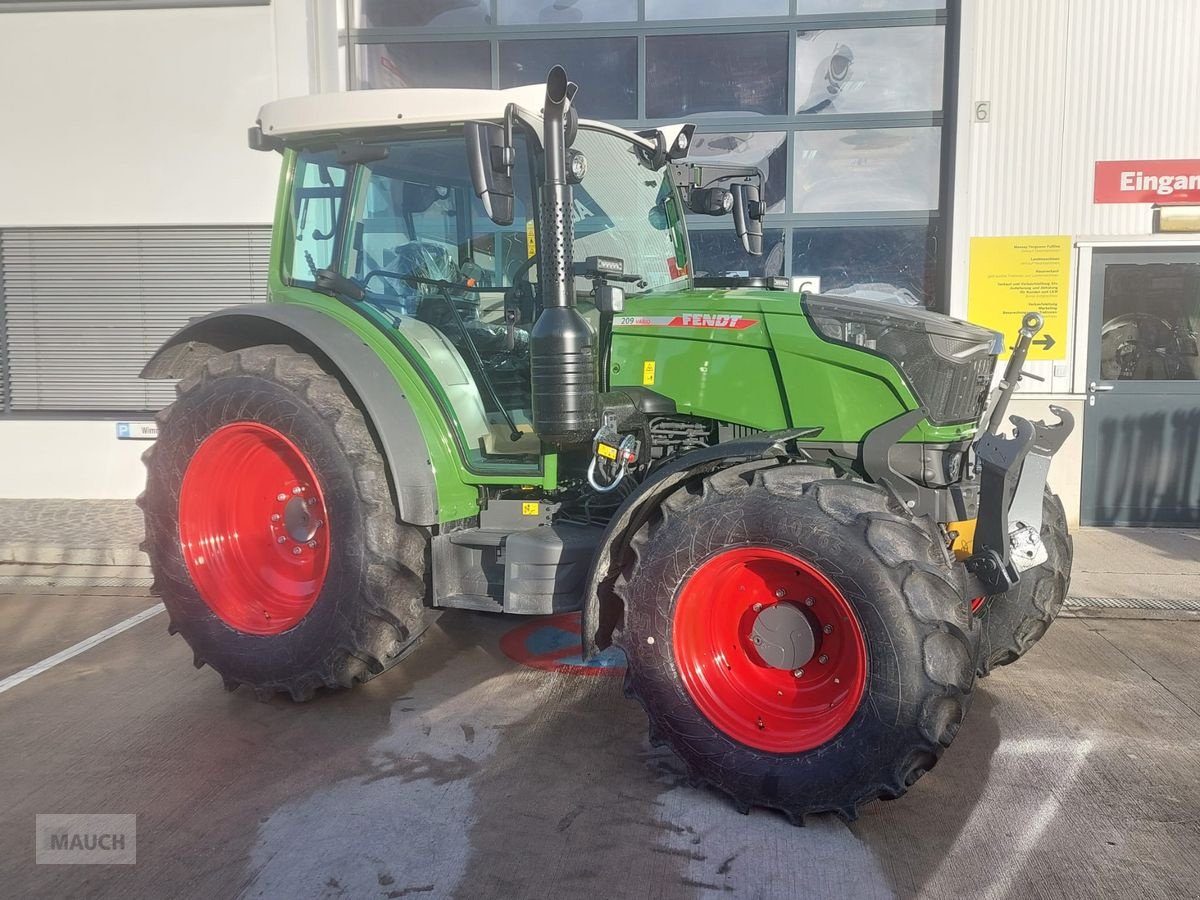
(615, 462), (978, 823)
(976, 491), (1072, 677)
(141, 344), (434, 702)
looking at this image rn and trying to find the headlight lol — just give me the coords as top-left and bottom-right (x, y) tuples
(803, 293), (1000, 426)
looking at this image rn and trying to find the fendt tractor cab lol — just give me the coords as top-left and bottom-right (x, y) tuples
(140, 68), (1073, 822)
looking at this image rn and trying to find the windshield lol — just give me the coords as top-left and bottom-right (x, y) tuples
(571, 128), (691, 295)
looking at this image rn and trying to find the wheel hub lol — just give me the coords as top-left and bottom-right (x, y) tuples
(748, 601), (817, 670)
(283, 495), (320, 543)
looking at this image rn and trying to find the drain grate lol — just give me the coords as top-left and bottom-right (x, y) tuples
(1066, 595), (1200, 612)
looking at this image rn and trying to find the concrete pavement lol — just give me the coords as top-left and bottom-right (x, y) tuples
(2, 584), (1200, 899)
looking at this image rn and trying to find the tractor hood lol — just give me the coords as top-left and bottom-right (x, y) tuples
(799, 290), (1003, 427)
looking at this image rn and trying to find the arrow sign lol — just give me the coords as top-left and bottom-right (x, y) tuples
(1033, 334), (1056, 351)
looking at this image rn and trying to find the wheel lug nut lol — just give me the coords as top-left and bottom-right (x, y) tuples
(792, 668), (803, 678)
(293, 486), (303, 495)
(277, 536), (287, 544)
(818, 654), (829, 665)
(823, 624), (833, 634)
(805, 597), (815, 607)
(775, 588), (786, 598)
(752, 602), (763, 612)
(307, 540), (318, 548)
(292, 546), (302, 556)
(277, 493), (287, 502)
(307, 497), (318, 506)
(271, 513), (281, 522)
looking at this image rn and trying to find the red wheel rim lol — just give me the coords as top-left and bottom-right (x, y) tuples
(178, 422), (331, 635)
(671, 547), (868, 753)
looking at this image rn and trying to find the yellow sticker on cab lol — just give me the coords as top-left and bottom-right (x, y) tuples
(526, 220), (537, 258)
(642, 360), (656, 385)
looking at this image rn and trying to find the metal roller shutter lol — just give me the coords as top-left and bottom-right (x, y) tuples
(0, 226), (271, 412)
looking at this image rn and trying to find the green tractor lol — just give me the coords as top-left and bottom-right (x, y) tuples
(140, 67), (1073, 821)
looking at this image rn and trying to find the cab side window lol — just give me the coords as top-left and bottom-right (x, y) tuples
(286, 153), (349, 284)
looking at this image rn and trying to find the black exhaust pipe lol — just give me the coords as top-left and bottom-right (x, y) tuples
(529, 65), (599, 448)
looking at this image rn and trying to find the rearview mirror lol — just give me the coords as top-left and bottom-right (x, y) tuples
(731, 183), (764, 256)
(465, 121), (515, 226)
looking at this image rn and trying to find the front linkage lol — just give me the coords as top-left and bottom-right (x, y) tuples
(860, 312), (1073, 599)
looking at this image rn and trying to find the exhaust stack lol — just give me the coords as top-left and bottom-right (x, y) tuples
(529, 65), (599, 448)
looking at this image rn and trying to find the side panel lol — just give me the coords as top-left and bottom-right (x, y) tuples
(609, 319), (791, 429)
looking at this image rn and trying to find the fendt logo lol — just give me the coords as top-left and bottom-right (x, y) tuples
(615, 314), (757, 330)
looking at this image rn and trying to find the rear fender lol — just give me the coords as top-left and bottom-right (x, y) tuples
(142, 303), (440, 526)
(581, 428), (822, 659)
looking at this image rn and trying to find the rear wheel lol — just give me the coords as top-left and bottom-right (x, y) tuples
(974, 490), (1072, 677)
(140, 344), (435, 701)
(615, 463), (979, 822)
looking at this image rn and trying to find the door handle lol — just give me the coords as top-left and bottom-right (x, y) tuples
(1088, 381), (1114, 406)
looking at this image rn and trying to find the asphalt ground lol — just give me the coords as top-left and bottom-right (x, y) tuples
(3, 588), (1200, 900)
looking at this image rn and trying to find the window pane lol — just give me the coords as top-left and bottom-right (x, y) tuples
(688, 132), (788, 214)
(1099, 263), (1200, 381)
(691, 229), (786, 279)
(792, 224), (939, 307)
(647, 33), (789, 118)
(355, 0), (491, 28)
(500, 38), (637, 120)
(796, 0), (944, 11)
(792, 127), (941, 213)
(288, 153), (349, 283)
(571, 129), (691, 295)
(358, 41), (491, 89)
(796, 26), (944, 115)
(497, 0), (636, 24)
(646, 0), (788, 18)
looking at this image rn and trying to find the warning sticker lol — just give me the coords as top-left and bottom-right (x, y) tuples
(642, 360), (656, 385)
(500, 613), (627, 677)
(525, 220), (537, 258)
(521, 501), (540, 516)
(615, 314), (757, 330)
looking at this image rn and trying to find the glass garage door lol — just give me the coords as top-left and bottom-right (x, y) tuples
(346, 0), (954, 310)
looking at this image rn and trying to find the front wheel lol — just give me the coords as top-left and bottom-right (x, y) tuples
(615, 464), (979, 822)
(140, 344), (435, 701)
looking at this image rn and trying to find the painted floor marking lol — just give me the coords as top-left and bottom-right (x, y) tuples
(0, 603), (165, 695)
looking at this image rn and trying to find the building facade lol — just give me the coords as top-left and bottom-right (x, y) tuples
(0, 0), (1197, 526)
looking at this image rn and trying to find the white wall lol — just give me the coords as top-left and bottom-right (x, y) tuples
(0, 3), (322, 228)
(0, 421), (150, 499)
(0, 3), (338, 500)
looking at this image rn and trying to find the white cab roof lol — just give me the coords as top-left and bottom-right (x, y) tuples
(258, 84), (548, 139)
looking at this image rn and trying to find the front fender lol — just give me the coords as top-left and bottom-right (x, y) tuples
(142, 303), (440, 526)
(580, 428), (822, 659)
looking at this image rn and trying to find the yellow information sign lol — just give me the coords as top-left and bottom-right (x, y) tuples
(967, 235), (1071, 360)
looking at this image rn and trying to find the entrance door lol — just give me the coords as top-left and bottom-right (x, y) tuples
(1081, 248), (1200, 526)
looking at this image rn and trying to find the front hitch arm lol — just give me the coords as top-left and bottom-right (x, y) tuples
(967, 308), (1076, 595)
